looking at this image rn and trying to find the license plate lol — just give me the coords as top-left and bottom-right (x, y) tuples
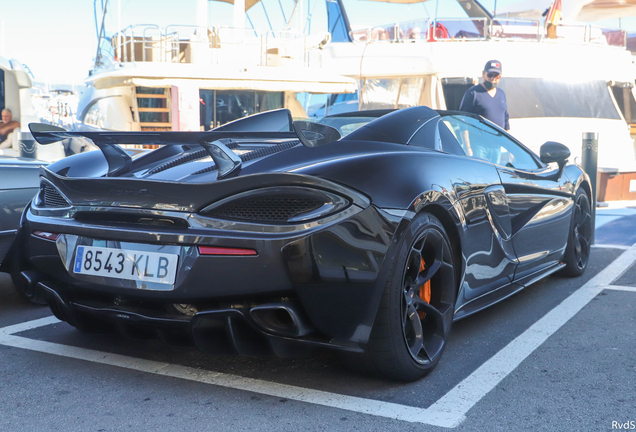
(73, 245), (179, 285)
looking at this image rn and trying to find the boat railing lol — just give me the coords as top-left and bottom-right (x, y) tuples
(112, 24), (162, 62)
(349, 18), (628, 48)
(595, 26), (627, 47)
(490, 19), (541, 40)
(164, 25), (217, 63)
(109, 25), (322, 67)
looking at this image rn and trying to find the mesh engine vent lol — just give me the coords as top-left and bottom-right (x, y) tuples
(209, 196), (325, 223)
(42, 183), (71, 208)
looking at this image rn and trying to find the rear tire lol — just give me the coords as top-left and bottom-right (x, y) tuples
(560, 188), (592, 277)
(348, 212), (457, 381)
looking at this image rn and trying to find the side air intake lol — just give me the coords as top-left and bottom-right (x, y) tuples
(37, 180), (72, 209)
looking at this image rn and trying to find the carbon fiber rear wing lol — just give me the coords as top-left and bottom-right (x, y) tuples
(29, 109), (341, 178)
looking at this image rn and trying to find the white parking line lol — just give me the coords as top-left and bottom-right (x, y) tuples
(0, 320), (449, 427)
(426, 245), (636, 427)
(1, 248), (636, 429)
(604, 285), (636, 293)
(592, 244), (631, 250)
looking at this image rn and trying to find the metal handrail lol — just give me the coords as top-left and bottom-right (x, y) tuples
(349, 17), (627, 48)
(107, 24), (315, 66)
(164, 25), (211, 63)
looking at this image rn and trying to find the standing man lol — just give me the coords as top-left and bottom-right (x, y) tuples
(459, 60), (510, 131)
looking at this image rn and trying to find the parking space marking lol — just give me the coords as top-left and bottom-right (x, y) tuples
(0, 317), (454, 428)
(604, 285), (636, 293)
(1, 248), (636, 429)
(0, 315), (60, 335)
(592, 244), (631, 250)
(426, 245), (636, 427)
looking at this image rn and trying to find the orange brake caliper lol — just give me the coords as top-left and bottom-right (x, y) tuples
(418, 258), (431, 318)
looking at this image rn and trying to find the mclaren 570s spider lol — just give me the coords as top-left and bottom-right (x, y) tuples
(6, 106), (592, 381)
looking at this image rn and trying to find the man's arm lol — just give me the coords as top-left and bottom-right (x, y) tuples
(459, 90), (473, 113)
(0, 120), (19, 135)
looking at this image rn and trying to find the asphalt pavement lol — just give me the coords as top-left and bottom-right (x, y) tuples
(0, 204), (635, 431)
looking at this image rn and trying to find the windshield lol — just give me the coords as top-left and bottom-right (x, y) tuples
(498, 78), (621, 120)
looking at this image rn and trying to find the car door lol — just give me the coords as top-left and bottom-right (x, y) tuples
(414, 116), (519, 305)
(441, 114), (573, 282)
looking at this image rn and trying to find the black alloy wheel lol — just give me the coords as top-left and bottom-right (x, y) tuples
(348, 212), (456, 381)
(561, 188), (592, 277)
(401, 226), (454, 366)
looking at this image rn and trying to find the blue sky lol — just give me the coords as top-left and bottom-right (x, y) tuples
(1, 0), (634, 85)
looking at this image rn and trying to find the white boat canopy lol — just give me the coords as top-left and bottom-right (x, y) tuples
(213, 0), (265, 11)
(360, 0), (432, 4)
(495, 0), (636, 22)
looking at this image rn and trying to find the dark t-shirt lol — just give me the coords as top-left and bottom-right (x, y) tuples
(459, 84), (510, 130)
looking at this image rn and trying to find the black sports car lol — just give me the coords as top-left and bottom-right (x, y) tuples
(12, 107), (592, 381)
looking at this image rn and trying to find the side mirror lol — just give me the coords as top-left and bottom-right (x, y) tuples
(540, 141), (570, 165)
(293, 121), (341, 147)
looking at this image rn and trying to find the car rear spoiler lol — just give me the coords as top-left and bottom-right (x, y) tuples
(29, 109), (341, 178)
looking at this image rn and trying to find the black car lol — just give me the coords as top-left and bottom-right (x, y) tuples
(13, 107), (592, 381)
(0, 155), (46, 275)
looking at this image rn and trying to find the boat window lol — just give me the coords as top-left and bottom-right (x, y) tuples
(200, 90), (284, 130)
(302, 92), (359, 118)
(441, 114), (540, 169)
(441, 78), (474, 111)
(361, 78), (424, 111)
(498, 78), (621, 120)
(0, 69), (4, 112)
(301, 93), (328, 117)
(82, 97), (133, 130)
(398, 78), (424, 109)
(361, 79), (400, 110)
(83, 99), (108, 129)
(611, 86), (636, 123)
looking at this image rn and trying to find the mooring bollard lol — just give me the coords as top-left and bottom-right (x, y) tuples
(19, 131), (36, 159)
(581, 132), (598, 245)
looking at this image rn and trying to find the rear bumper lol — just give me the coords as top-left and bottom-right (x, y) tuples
(23, 204), (401, 346)
(36, 279), (363, 356)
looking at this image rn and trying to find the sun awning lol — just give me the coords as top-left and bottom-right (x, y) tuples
(495, 0), (636, 22)
(577, 0), (636, 21)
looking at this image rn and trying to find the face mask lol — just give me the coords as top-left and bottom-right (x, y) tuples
(483, 80), (497, 90)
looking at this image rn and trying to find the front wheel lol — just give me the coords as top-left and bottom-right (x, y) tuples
(350, 212), (457, 381)
(560, 188), (592, 277)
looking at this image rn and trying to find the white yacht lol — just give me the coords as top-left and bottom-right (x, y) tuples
(73, 0), (356, 136)
(312, 0), (636, 199)
(0, 56), (65, 161)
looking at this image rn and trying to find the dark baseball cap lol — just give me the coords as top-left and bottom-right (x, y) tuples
(484, 60), (502, 74)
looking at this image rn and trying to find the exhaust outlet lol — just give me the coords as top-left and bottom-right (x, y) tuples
(249, 302), (314, 337)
